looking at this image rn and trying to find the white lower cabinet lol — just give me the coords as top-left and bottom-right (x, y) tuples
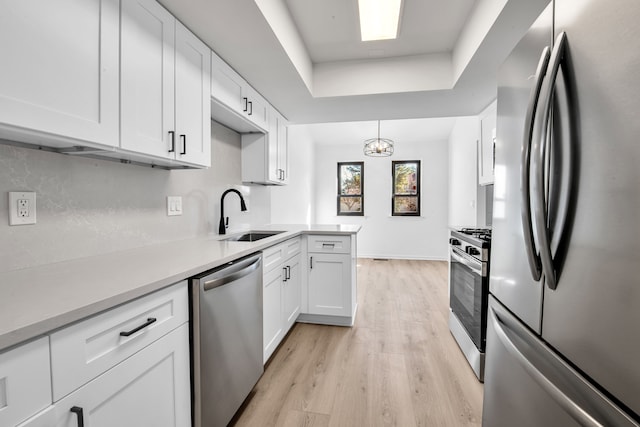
(262, 238), (301, 363)
(282, 253), (301, 331)
(53, 323), (190, 427)
(0, 337), (52, 427)
(307, 253), (352, 317)
(263, 266), (284, 362)
(303, 235), (357, 326)
(48, 281), (191, 427)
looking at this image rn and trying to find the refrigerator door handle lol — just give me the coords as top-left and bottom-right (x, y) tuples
(521, 45), (551, 281)
(489, 306), (603, 427)
(532, 32), (568, 290)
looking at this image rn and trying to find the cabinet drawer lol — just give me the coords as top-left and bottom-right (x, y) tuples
(263, 237), (301, 273)
(307, 235), (351, 254)
(0, 337), (51, 427)
(50, 281), (188, 401)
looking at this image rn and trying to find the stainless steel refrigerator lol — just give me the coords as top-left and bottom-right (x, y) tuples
(484, 0), (640, 425)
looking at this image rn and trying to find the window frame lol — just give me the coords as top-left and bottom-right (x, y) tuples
(337, 161), (364, 216)
(391, 160), (421, 216)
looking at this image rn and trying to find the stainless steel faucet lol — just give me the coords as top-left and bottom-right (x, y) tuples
(218, 189), (247, 234)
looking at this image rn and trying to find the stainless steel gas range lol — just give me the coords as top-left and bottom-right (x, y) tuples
(448, 228), (491, 381)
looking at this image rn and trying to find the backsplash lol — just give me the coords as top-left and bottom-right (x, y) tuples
(0, 121), (271, 272)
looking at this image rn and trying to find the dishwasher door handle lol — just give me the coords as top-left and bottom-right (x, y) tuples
(203, 256), (262, 291)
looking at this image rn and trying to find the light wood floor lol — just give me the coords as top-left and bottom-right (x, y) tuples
(234, 259), (483, 427)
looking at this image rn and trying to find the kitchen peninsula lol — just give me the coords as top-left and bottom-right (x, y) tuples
(0, 224), (359, 351)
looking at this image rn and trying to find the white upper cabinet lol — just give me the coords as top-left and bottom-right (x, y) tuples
(120, 0), (175, 160)
(277, 112), (289, 184)
(478, 100), (497, 185)
(210, 50), (270, 133)
(241, 106), (289, 185)
(0, 0), (119, 148)
(121, 0), (210, 167)
(211, 51), (245, 113)
(174, 22), (211, 166)
(244, 86), (269, 130)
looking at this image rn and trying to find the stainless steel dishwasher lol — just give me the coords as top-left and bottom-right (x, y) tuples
(190, 252), (263, 427)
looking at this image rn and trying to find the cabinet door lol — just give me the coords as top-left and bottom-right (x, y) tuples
(175, 22), (211, 167)
(278, 120), (289, 184)
(120, 0), (175, 159)
(245, 87), (269, 130)
(263, 267), (284, 363)
(54, 323), (191, 427)
(283, 254), (301, 331)
(308, 253), (351, 317)
(266, 111), (281, 183)
(0, 337), (51, 427)
(478, 101), (497, 185)
(211, 51), (245, 114)
(0, 0), (119, 147)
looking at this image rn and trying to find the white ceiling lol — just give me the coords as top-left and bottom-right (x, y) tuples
(158, 0), (550, 125)
(284, 0), (475, 63)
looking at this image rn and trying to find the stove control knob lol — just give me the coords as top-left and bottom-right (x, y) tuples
(449, 238), (461, 246)
(466, 246), (480, 256)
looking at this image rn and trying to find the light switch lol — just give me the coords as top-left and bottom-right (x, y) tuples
(167, 196), (182, 216)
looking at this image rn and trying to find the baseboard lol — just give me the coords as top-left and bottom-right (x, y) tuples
(297, 313), (354, 327)
(357, 255), (448, 261)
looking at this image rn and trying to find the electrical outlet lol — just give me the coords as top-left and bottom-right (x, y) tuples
(167, 196), (182, 216)
(9, 192), (36, 225)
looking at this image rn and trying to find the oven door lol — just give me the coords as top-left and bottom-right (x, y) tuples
(449, 246), (488, 350)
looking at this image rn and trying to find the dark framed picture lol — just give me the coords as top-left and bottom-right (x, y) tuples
(392, 160), (420, 216)
(337, 162), (364, 216)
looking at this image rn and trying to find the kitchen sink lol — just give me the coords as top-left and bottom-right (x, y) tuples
(221, 231), (284, 242)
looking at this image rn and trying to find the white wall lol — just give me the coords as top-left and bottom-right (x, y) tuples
(0, 121), (271, 272)
(448, 116), (481, 227)
(313, 135), (449, 260)
(270, 124), (315, 224)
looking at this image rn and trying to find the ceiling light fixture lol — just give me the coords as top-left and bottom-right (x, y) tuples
(364, 120), (394, 157)
(358, 0), (402, 42)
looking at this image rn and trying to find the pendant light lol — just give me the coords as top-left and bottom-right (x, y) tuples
(363, 120), (394, 157)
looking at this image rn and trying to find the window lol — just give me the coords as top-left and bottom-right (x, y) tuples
(337, 162), (364, 216)
(392, 160), (420, 216)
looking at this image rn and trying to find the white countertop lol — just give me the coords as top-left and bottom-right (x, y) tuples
(0, 224), (360, 351)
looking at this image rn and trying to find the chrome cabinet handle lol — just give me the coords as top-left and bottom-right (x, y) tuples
(248, 101), (253, 116)
(520, 45), (550, 282)
(282, 266), (288, 282)
(488, 305), (602, 427)
(120, 317), (157, 337)
(70, 406), (85, 427)
(309, 256), (313, 269)
(243, 97), (248, 112)
(531, 32), (568, 290)
(286, 265), (291, 280)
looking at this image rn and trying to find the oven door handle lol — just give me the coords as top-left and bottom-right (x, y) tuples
(450, 249), (483, 276)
